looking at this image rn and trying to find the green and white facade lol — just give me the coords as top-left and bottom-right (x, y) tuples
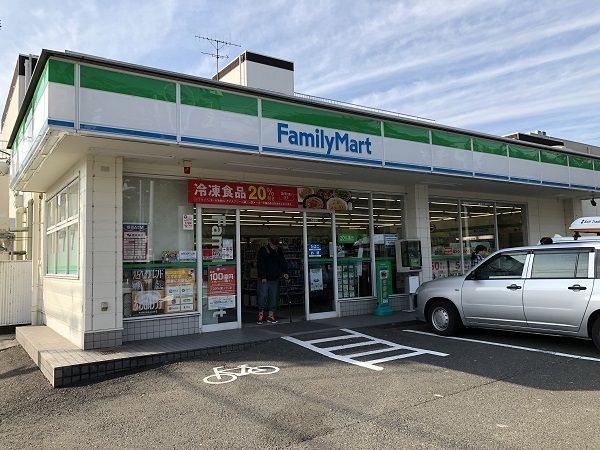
(5, 49), (597, 349)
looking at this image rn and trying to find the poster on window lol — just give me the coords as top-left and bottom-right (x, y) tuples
(165, 268), (196, 313)
(126, 269), (165, 316)
(207, 266), (236, 310)
(297, 187), (353, 210)
(309, 268), (323, 291)
(123, 223), (149, 262)
(221, 239), (234, 260)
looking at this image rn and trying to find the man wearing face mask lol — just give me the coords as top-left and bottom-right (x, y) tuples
(256, 236), (289, 324)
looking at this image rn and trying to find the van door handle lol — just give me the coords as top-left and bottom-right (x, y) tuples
(506, 284), (522, 290)
(568, 284), (587, 291)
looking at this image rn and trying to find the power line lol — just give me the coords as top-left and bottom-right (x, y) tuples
(195, 36), (240, 81)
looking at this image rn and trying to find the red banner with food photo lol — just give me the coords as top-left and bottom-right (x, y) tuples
(188, 180), (297, 208)
(297, 187), (353, 210)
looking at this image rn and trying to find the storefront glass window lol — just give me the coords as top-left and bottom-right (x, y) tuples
(497, 203), (527, 248)
(122, 177), (196, 319)
(461, 201), (497, 270)
(335, 194), (372, 298)
(201, 209), (237, 325)
(373, 194), (405, 294)
(67, 182), (79, 218)
(68, 224), (78, 274)
(46, 178), (79, 276)
(429, 199), (462, 278)
(57, 191), (67, 223)
(47, 233), (56, 274)
(430, 198), (528, 278)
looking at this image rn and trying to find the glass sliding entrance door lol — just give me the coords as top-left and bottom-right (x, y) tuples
(305, 211), (337, 319)
(239, 209), (305, 323)
(200, 208), (240, 331)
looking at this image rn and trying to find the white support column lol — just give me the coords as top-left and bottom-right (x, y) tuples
(404, 185), (433, 283)
(564, 198), (583, 231)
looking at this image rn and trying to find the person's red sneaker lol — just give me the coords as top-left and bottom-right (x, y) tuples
(257, 311), (265, 324)
(267, 314), (278, 324)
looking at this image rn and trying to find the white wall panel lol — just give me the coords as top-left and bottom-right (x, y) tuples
(384, 138), (432, 171)
(32, 87), (49, 138)
(510, 158), (541, 183)
(541, 163), (570, 186)
(79, 88), (177, 136)
(180, 105), (260, 149)
(48, 83), (75, 123)
(569, 167), (596, 190)
(473, 153), (509, 179)
(431, 145), (473, 175)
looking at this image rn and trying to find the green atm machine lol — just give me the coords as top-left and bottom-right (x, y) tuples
(373, 259), (393, 316)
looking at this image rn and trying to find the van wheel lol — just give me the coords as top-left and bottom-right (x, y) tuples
(428, 300), (461, 336)
(591, 318), (600, 352)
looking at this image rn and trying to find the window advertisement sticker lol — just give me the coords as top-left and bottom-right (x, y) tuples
(207, 266), (236, 310)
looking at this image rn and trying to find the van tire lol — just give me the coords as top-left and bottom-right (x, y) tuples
(427, 300), (461, 336)
(591, 318), (600, 352)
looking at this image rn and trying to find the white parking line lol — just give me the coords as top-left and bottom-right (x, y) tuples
(283, 328), (448, 371)
(403, 329), (600, 362)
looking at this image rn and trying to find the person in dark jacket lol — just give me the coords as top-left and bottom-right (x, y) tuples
(256, 236), (288, 324)
(470, 244), (488, 268)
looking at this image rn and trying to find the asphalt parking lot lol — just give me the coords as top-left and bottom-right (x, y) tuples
(2, 323), (600, 449)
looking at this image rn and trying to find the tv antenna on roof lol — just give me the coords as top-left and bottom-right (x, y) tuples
(195, 36), (240, 81)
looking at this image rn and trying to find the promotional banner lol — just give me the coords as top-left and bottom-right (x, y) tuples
(126, 269), (165, 316)
(207, 266), (236, 310)
(188, 180), (297, 208)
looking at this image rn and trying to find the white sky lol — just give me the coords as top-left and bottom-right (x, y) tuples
(1, 0), (599, 145)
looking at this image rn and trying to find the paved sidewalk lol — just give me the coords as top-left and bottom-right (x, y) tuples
(16, 312), (418, 387)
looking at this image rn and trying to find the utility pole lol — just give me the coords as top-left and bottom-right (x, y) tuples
(195, 36), (240, 81)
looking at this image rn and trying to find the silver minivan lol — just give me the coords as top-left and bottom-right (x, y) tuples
(415, 240), (600, 351)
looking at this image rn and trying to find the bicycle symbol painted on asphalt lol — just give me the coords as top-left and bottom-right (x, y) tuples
(203, 364), (280, 384)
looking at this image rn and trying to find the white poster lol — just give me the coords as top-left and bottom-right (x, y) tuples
(208, 295), (236, 310)
(222, 239), (234, 260)
(310, 268), (323, 291)
(182, 214), (194, 230)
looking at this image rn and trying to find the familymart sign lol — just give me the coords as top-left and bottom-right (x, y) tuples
(261, 118), (383, 166)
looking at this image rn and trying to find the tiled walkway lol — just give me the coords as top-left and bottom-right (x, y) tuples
(16, 312), (417, 387)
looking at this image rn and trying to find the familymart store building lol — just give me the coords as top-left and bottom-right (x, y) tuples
(6, 50), (594, 349)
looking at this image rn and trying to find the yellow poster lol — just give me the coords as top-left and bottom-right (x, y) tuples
(164, 269), (196, 313)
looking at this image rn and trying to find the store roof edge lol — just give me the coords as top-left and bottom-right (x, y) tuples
(5, 49), (594, 159)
